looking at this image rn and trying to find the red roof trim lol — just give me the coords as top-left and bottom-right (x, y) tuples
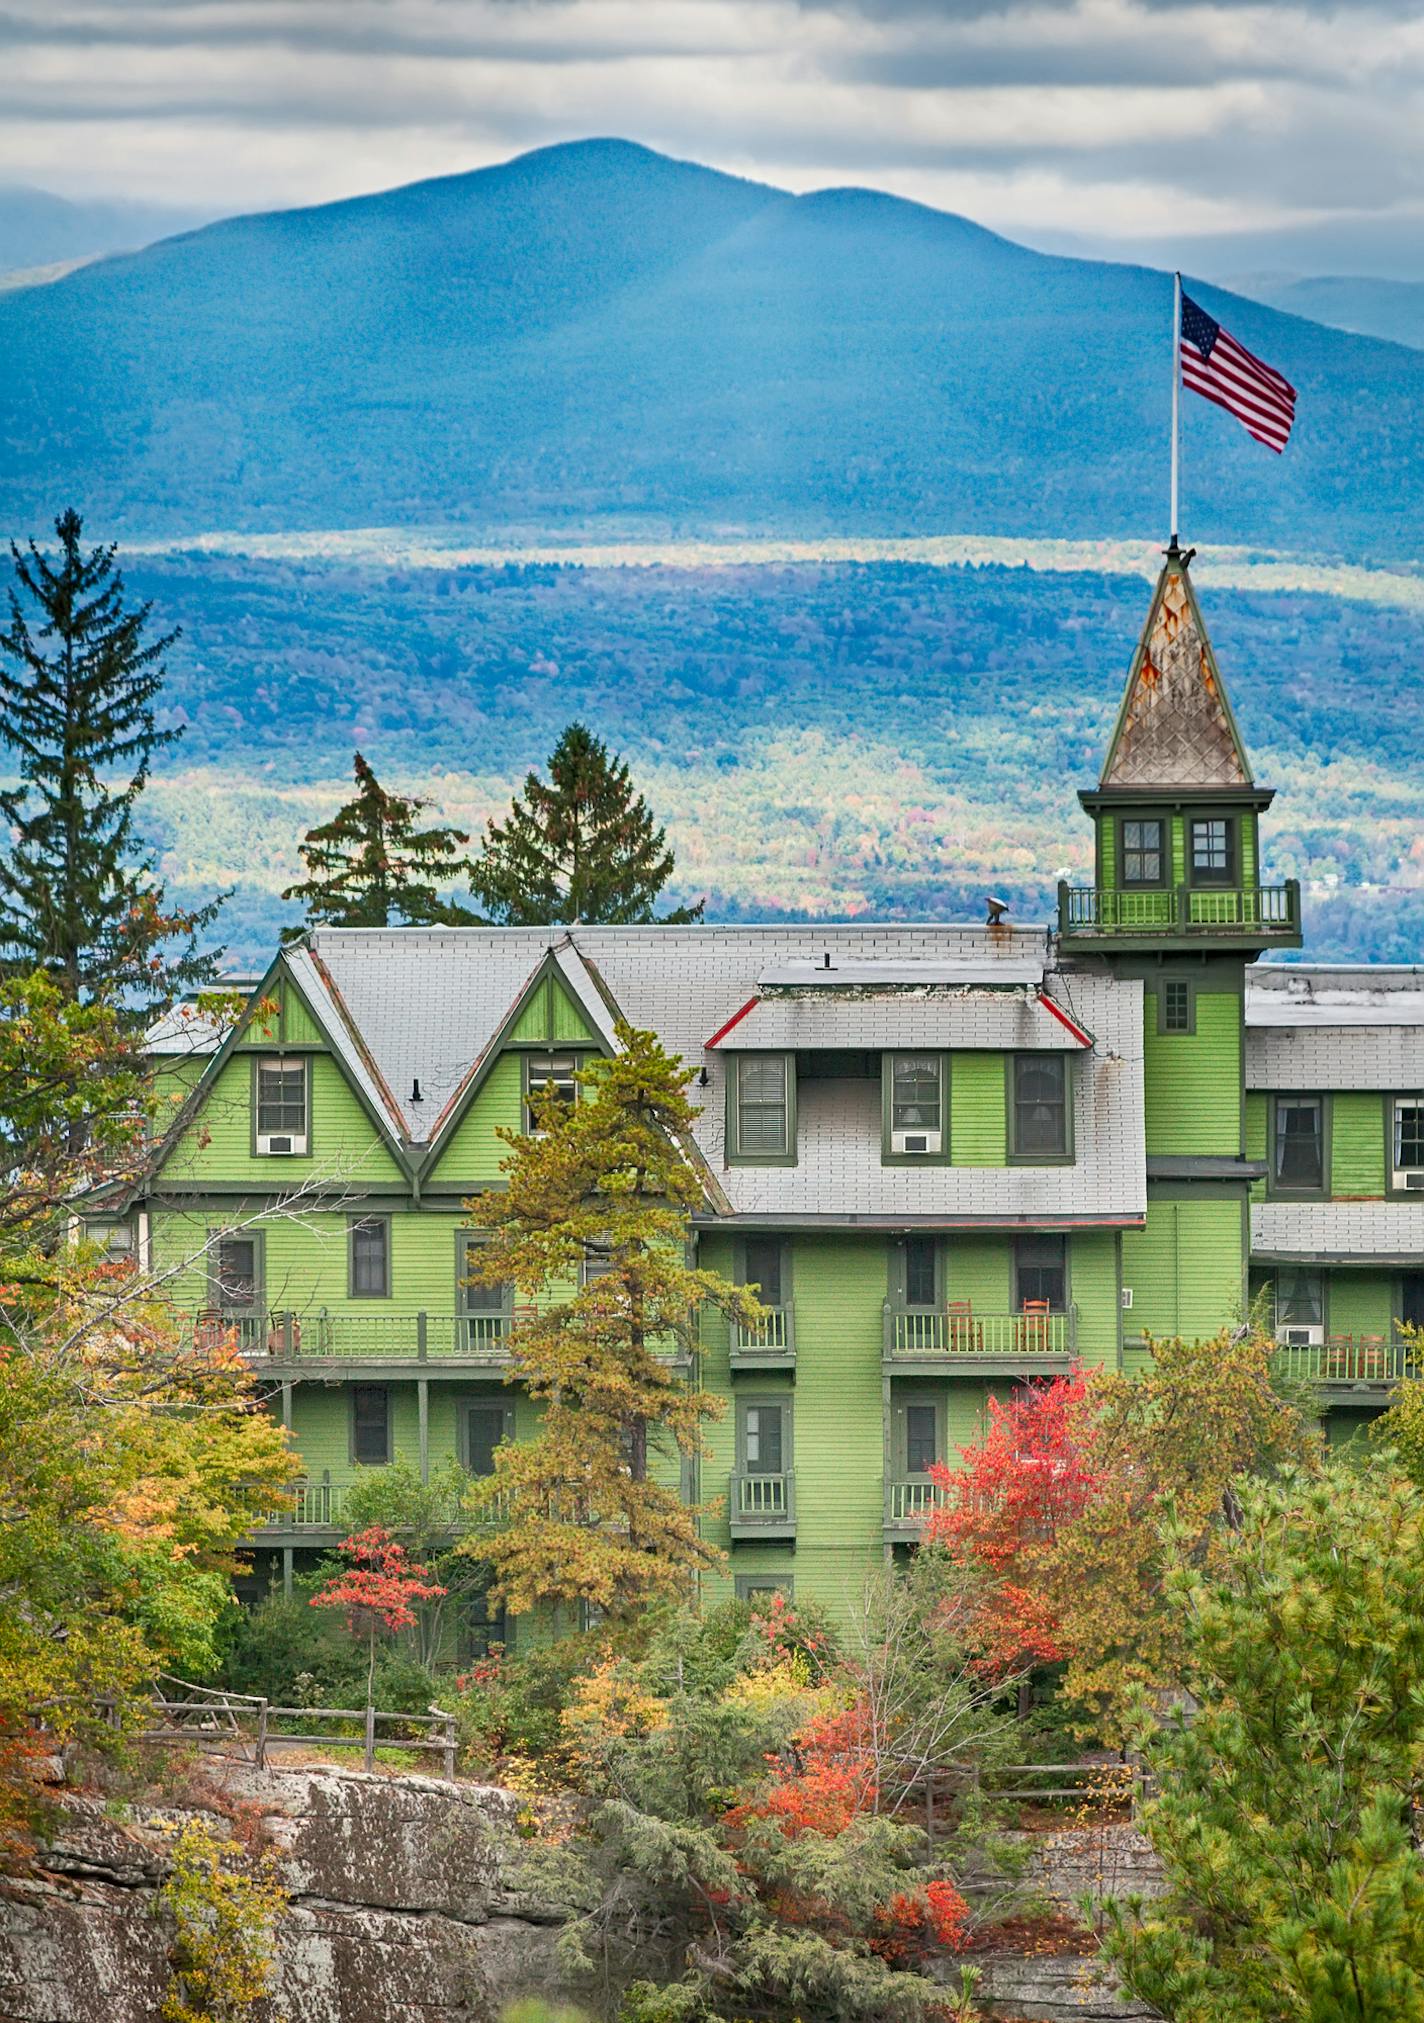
(1037, 990), (1094, 1048)
(704, 996), (761, 1050)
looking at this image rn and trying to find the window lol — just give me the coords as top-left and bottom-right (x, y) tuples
(1401, 1275), (1424, 1333)
(462, 1403), (511, 1478)
(255, 1056), (308, 1147)
(742, 1237), (784, 1308)
(1189, 817), (1233, 885)
(742, 1402), (785, 1474)
(1274, 1270), (1323, 1336)
(461, 1586), (508, 1662)
(213, 1234), (259, 1310)
(1393, 1098), (1424, 1187)
(1272, 1096), (1325, 1195)
(83, 1217), (136, 1267)
(903, 1236), (938, 1309)
(1159, 979), (1194, 1035)
(1121, 817), (1165, 887)
(349, 1215), (390, 1297)
(731, 1055), (793, 1161)
(1012, 1055), (1070, 1159)
(351, 1385), (390, 1465)
(1015, 1235), (1067, 1311)
(735, 1574), (794, 1602)
(581, 1239), (616, 1286)
(905, 1402), (938, 1476)
(890, 1055), (942, 1131)
(523, 1053), (580, 1130)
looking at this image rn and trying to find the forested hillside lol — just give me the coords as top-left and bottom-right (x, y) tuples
(2, 139), (1423, 558)
(115, 547), (1424, 966)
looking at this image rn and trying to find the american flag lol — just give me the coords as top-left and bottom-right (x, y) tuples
(1180, 292), (1296, 453)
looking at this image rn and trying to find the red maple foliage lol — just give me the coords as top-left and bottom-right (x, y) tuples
(923, 1370), (1100, 1674)
(872, 1877), (972, 1963)
(310, 1526), (446, 1701)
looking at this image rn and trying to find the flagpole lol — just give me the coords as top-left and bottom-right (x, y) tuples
(1170, 270), (1181, 548)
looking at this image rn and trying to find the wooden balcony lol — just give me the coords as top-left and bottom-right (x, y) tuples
(1057, 879), (1300, 951)
(883, 1304), (1076, 1374)
(181, 1310), (688, 1376)
(728, 1470), (796, 1540)
(729, 1306), (796, 1370)
(884, 1478), (945, 1539)
(1273, 1333), (1417, 1402)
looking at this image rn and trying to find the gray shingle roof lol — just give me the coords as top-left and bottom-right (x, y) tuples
(1252, 1200), (1424, 1265)
(1246, 962), (1424, 1089)
(290, 924), (1144, 1224)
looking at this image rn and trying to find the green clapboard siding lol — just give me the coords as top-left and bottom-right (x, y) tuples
(1143, 993), (1241, 1156)
(1240, 817), (1257, 887)
(1122, 1194), (1244, 1343)
(1098, 818), (1116, 889)
(159, 1053), (403, 1186)
(429, 1052), (525, 1185)
(947, 1235), (1011, 1312)
(950, 1055), (1007, 1165)
(508, 974), (600, 1047)
(1332, 1094), (1386, 1198)
(1245, 1092), (1267, 1200)
(1327, 1270), (1396, 1340)
(1070, 1229), (1120, 1370)
(1170, 815), (1186, 888)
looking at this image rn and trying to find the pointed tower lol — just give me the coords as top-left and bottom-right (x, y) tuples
(1059, 544), (1300, 955)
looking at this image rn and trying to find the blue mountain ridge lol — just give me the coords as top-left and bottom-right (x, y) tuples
(1, 139), (1419, 560)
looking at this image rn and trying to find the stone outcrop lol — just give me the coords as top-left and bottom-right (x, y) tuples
(0, 1763), (566, 2023)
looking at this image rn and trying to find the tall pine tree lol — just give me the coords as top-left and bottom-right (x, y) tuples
(470, 722), (703, 925)
(0, 509), (220, 1005)
(282, 751), (479, 933)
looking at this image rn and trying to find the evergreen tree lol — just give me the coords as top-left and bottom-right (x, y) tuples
(470, 722), (703, 925)
(1106, 1461), (1424, 2020)
(0, 508), (220, 1004)
(282, 751), (479, 933)
(458, 1025), (759, 1618)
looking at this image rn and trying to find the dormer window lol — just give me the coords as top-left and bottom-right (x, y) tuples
(883, 1053), (948, 1162)
(1011, 1054), (1072, 1162)
(254, 1056), (309, 1155)
(523, 1053), (581, 1130)
(728, 1054), (796, 1164)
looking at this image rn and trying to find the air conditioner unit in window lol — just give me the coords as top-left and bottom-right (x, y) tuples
(1281, 1325), (1324, 1348)
(1395, 1169), (1424, 1191)
(257, 1132), (307, 1156)
(891, 1128), (942, 1156)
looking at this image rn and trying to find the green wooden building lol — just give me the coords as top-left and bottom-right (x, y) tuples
(121, 547), (1423, 1632)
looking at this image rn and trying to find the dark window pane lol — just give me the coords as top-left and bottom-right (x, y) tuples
(904, 1237), (937, 1308)
(216, 1237), (258, 1308)
(1277, 1272), (1323, 1330)
(1274, 1099), (1323, 1191)
(744, 1405), (783, 1473)
(1401, 1275), (1424, 1331)
(1162, 980), (1192, 1033)
(460, 1237), (506, 1314)
(1122, 818), (1164, 886)
(905, 1404), (937, 1475)
(1014, 1055), (1068, 1155)
(464, 1406), (506, 1478)
(1016, 1235), (1066, 1310)
(352, 1385), (390, 1465)
(1395, 1103), (1424, 1171)
(350, 1217), (389, 1296)
(743, 1238), (783, 1307)
(1190, 818), (1232, 883)
(891, 1054), (941, 1130)
(257, 1059), (307, 1135)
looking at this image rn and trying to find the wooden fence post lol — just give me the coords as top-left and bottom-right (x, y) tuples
(364, 1702), (376, 1772)
(442, 1711), (456, 1782)
(256, 1700), (268, 1772)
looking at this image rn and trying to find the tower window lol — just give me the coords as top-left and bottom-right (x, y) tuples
(1189, 817), (1234, 885)
(1121, 817), (1165, 887)
(1160, 979), (1194, 1034)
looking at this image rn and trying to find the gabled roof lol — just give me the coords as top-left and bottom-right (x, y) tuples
(1099, 547), (1253, 791)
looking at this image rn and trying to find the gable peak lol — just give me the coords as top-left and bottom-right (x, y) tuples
(1101, 547), (1252, 791)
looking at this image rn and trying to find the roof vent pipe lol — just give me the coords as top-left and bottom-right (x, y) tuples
(822, 951), (832, 970)
(410, 1078), (423, 1104)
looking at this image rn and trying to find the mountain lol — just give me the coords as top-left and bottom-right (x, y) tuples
(1227, 274), (1424, 355)
(0, 184), (211, 280)
(1, 139), (1422, 559)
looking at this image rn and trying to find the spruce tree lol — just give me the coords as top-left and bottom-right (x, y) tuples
(282, 751), (479, 933)
(0, 508), (220, 1004)
(470, 722), (703, 925)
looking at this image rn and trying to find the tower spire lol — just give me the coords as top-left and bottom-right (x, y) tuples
(1099, 546), (1251, 792)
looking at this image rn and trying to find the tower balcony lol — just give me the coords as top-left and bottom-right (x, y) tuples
(1057, 879), (1300, 952)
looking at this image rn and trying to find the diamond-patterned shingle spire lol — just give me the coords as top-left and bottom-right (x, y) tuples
(1101, 550), (1252, 790)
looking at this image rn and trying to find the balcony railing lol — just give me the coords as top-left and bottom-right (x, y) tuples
(256, 1479), (352, 1531)
(1273, 1334), (1417, 1392)
(1058, 880), (1300, 940)
(884, 1305), (1075, 1363)
(730, 1306), (796, 1368)
(181, 1308), (689, 1369)
(728, 1470), (796, 1537)
(885, 1479), (945, 1532)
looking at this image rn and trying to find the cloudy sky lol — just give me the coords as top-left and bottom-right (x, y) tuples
(3, 0), (1422, 272)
